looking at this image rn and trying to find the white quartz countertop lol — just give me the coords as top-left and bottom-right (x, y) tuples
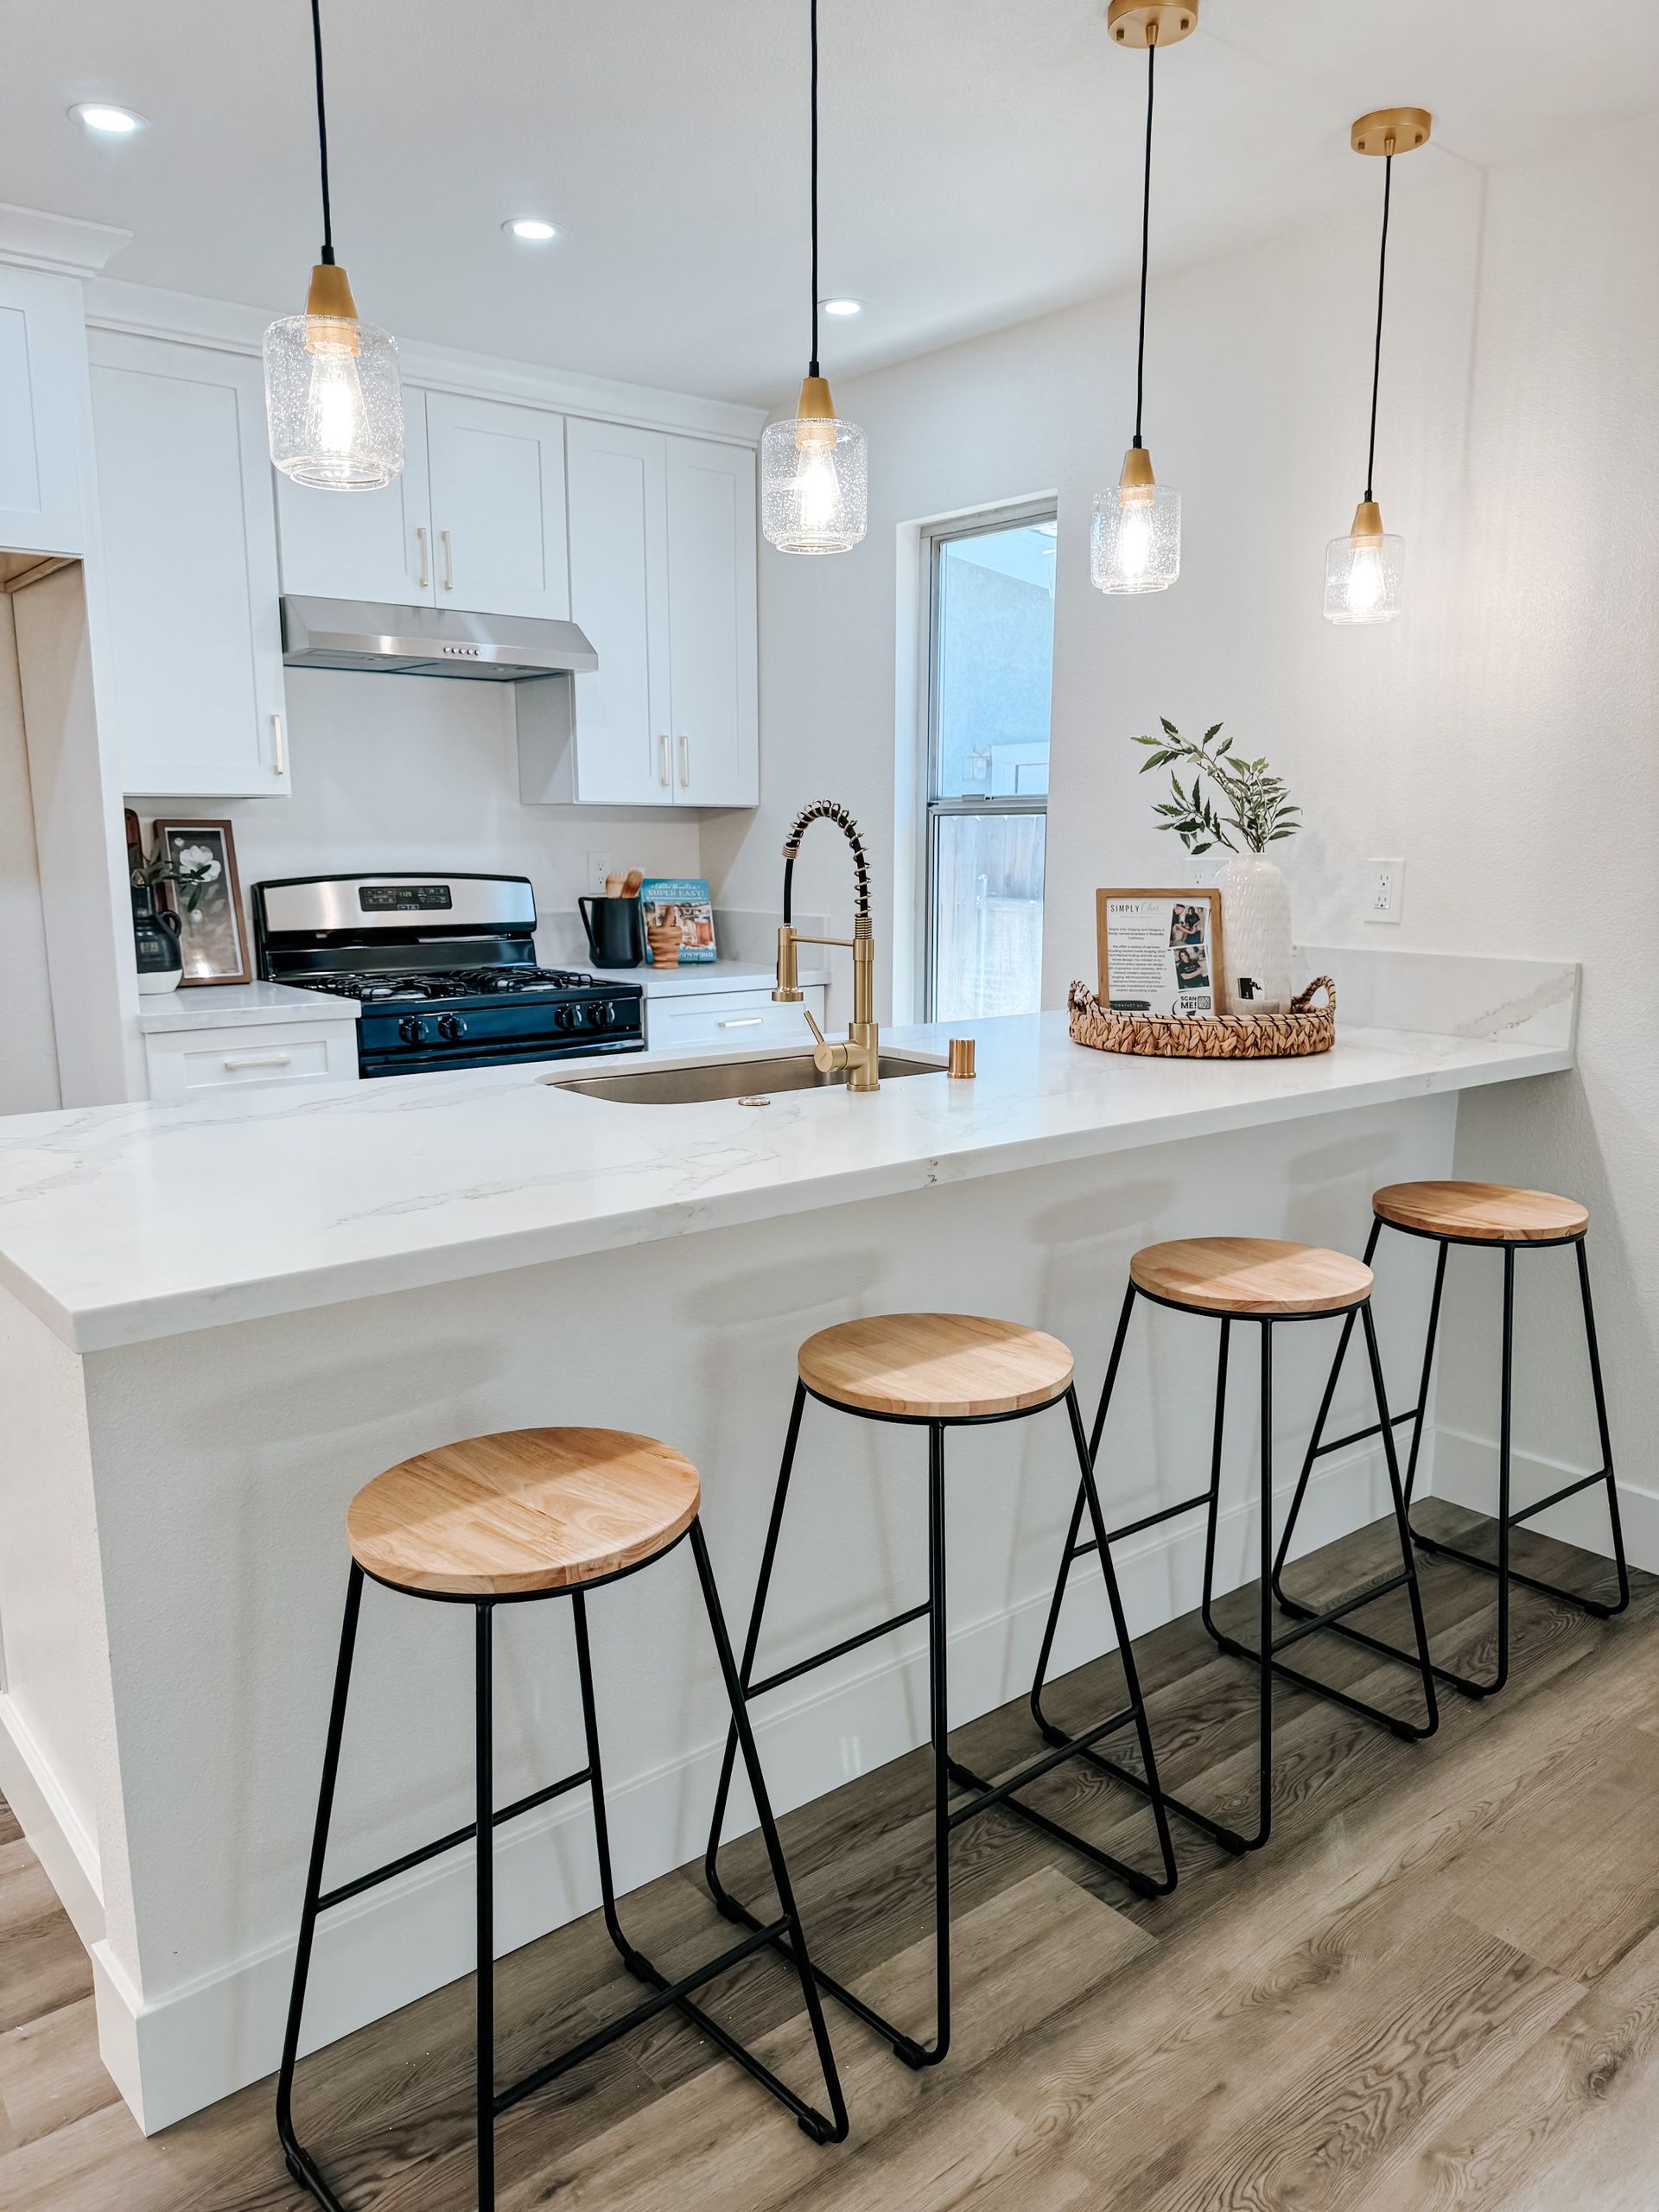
(0, 969), (1574, 1353)
(137, 982), (362, 1033)
(582, 959), (828, 997)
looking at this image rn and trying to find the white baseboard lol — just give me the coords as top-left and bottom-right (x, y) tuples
(1430, 1426), (1658, 1573)
(87, 1439), (1392, 2134)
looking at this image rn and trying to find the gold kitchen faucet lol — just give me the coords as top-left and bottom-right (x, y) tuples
(774, 799), (880, 1092)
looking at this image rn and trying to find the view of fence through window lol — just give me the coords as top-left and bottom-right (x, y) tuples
(925, 512), (1055, 1021)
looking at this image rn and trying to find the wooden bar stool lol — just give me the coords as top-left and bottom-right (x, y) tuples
(702, 1313), (1177, 2070)
(1030, 1240), (1440, 1859)
(276, 1427), (847, 2212)
(1272, 1182), (1629, 1700)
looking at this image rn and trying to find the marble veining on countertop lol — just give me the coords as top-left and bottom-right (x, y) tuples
(136, 982), (363, 1033)
(0, 965), (1576, 1352)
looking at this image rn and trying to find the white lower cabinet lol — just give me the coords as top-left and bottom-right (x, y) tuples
(90, 332), (289, 798)
(143, 1019), (359, 1103)
(644, 985), (826, 1056)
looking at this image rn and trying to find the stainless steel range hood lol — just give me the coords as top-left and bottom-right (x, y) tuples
(280, 596), (598, 683)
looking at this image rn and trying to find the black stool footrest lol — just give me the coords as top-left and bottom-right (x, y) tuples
(707, 1886), (944, 2070)
(316, 1768), (592, 1912)
(494, 1916), (791, 2116)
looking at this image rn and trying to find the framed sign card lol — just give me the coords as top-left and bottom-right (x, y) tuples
(1097, 887), (1225, 1017)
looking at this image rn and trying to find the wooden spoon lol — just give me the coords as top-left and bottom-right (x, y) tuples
(622, 868), (643, 895)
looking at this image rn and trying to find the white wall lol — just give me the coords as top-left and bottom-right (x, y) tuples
(709, 111), (1658, 1557)
(134, 667), (703, 947)
(0, 594), (61, 1113)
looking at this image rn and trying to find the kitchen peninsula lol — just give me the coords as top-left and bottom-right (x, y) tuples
(0, 947), (1575, 2132)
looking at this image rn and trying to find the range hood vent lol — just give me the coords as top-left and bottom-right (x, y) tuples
(280, 596), (598, 683)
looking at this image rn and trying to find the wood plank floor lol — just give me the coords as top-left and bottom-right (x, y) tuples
(3, 1498), (1657, 2211)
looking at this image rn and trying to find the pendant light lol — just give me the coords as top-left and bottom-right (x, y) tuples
(1324, 107), (1431, 624)
(1091, 0), (1195, 597)
(264, 0), (403, 491)
(760, 0), (867, 556)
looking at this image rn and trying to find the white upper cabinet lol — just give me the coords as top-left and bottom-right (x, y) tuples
(276, 390), (433, 604)
(565, 418), (671, 804)
(556, 423), (757, 808)
(665, 438), (758, 807)
(90, 333), (288, 798)
(424, 392), (569, 620)
(0, 266), (89, 556)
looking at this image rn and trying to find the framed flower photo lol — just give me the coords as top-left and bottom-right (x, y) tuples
(150, 819), (251, 986)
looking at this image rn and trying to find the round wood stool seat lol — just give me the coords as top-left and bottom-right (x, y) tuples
(1372, 1179), (1589, 1244)
(346, 1427), (700, 1597)
(798, 1312), (1074, 1419)
(1129, 1237), (1373, 1317)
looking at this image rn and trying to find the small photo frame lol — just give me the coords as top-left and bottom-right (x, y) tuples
(1097, 887), (1225, 1017)
(151, 818), (251, 986)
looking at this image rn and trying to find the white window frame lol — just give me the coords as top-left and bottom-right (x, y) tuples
(920, 498), (1057, 1023)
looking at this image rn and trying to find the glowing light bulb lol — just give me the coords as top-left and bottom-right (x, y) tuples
(1324, 505), (1403, 624)
(1091, 455), (1179, 595)
(264, 270), (403, 492)
(760, 381), (867, 555)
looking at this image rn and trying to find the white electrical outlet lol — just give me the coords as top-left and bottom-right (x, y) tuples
(1366, 858), (1405, 925)
(586, 851), (614, 895)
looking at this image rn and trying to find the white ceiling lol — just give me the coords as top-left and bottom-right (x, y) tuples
(3, 1), (1656, 404)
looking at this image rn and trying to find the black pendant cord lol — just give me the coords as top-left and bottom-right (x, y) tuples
(1131, 41), (1155, 448)
(310, 0), (336, 266)
(1363, 153), (1393, 500)
(808, 0), (821, 377)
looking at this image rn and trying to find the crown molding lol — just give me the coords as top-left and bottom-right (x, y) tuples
(0, 204), (131, 279)
(82, 276), (767, 445)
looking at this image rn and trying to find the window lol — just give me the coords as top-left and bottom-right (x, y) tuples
(923, 506), (1055, 1022)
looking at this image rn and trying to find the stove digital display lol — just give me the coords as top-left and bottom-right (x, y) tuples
(359, 884), (454, 912)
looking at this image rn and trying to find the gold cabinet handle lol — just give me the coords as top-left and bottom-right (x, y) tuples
(658, 734), (671, 787)
(270, 713), (286, 777)
(416, 525), (429, 590)
(677, 734), (690, 789)
(441, 528), (454, 591)
(717, 1017), (763, 1029)
(222, 1052), (293, 1071)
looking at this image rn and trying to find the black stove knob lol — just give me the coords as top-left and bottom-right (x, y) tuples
(397, 1015), (424, 1045)
(554, 1002), (580, 1031)
(436, 1013), (467, 1041)
(592, 1001), (616, 1029)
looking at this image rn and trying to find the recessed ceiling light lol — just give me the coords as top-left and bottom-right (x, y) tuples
(820, 296), (862, 316)
(504, 218), (559, 242)
(70, 102), (145, 136)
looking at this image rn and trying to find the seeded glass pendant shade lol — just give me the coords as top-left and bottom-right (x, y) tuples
(761, 0), (866, 555)
(1091, 0), (1195, 598)
(264, 0), (403, 491)
(1324, 108), (1430, 624)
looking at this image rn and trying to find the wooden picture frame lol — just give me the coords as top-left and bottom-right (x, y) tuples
(1096, 887), (1227, 1018)
(150, 818), (251, 986)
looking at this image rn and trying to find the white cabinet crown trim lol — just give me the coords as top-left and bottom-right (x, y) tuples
(0, 202), (131, 279)
(83, 277), (765, 446)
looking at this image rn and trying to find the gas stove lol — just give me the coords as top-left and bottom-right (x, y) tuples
(251, 873), (645, 1079)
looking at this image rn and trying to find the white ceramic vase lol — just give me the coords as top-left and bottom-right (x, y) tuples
(1214, 850), (1292, 1014)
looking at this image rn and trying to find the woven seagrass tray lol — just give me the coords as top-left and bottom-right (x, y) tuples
(1068, 976), (1336, 1060)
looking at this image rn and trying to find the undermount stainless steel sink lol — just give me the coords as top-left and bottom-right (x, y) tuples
(547, 1051), (944, 1105)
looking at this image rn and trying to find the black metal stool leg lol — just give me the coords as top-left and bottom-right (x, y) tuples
(690, 1522), (851, 2139)
(276, 1567), (365, 2209)
(1411, 1237), (1632, 1630)
(1198, 1321), (1276, 1849)
(704, 1381), (806, 1920)
(1032, 1301), (1255, 1859)
(474, 1603), (497, 2211)
(925, 1421), (951, 2063)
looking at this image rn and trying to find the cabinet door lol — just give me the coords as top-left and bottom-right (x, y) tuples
(564, 418), (671, 805)
(275, 389), (434, 603)
(665, 437), (758, 806)
(425, 391), (569, 620)
(0, 266), (88, 556)
(90, 334), (289, 798)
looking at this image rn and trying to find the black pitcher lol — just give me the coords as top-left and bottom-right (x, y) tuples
(132, 882), (184, 994)
(578, 894), (645, 969)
